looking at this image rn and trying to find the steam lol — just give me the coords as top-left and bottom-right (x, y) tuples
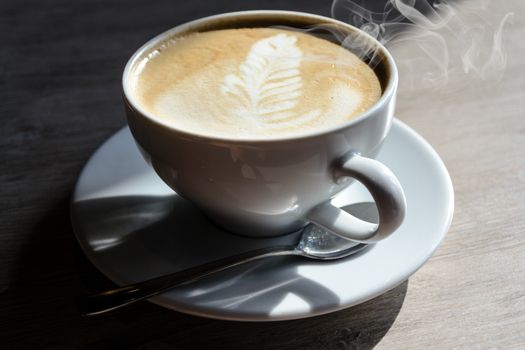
(332, 0), (514, 88)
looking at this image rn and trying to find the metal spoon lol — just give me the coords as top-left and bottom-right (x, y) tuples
(78, 225), (368, 316)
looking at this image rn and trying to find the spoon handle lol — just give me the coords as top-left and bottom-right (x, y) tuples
(78, 245), (297, 316)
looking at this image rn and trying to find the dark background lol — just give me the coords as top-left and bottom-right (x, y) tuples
(0, 0), (423, 349)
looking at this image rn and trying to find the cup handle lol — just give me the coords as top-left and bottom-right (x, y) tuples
(307, 154), (406, 243)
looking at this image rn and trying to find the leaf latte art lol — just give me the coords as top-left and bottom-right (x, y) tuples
(131, 28), (382, 139)
(221, 34), (321, 129)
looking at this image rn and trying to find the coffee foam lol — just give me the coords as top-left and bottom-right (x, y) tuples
(130, 28), (381, 138)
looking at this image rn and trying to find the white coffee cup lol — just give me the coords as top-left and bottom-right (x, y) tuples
(122, 10), (406, 242)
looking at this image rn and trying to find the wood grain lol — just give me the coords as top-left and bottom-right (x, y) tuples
(1, 0), (524, 349)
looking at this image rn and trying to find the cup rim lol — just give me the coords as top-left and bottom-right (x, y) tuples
(122, 10), (398, 144)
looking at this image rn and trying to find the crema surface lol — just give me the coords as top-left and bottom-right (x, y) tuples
(130, 28), (381, 139)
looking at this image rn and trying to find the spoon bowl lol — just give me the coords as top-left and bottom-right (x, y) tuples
(296, 224), (368, 260)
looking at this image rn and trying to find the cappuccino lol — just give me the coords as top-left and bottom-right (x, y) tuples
(129, 28), (381, 138)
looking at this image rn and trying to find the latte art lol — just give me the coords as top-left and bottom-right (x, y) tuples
(130, 28), (381, 138)
(221, 33), (319, 129)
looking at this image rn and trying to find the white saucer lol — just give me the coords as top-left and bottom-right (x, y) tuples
(71, 119), (454, 321)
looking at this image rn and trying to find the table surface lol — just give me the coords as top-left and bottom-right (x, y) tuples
(1, 0), (524, 349)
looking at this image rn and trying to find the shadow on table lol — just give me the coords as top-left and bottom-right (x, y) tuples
(81, 283), (409, 350)
(3, 195), (407, 349)
(79, 265), (408, 350)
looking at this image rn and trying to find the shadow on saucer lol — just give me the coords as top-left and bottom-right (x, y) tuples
(71, 195), (406, 349)
(71, 195), (383, 315)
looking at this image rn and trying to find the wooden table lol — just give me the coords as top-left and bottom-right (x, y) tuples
(2, 0), (524, 348)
